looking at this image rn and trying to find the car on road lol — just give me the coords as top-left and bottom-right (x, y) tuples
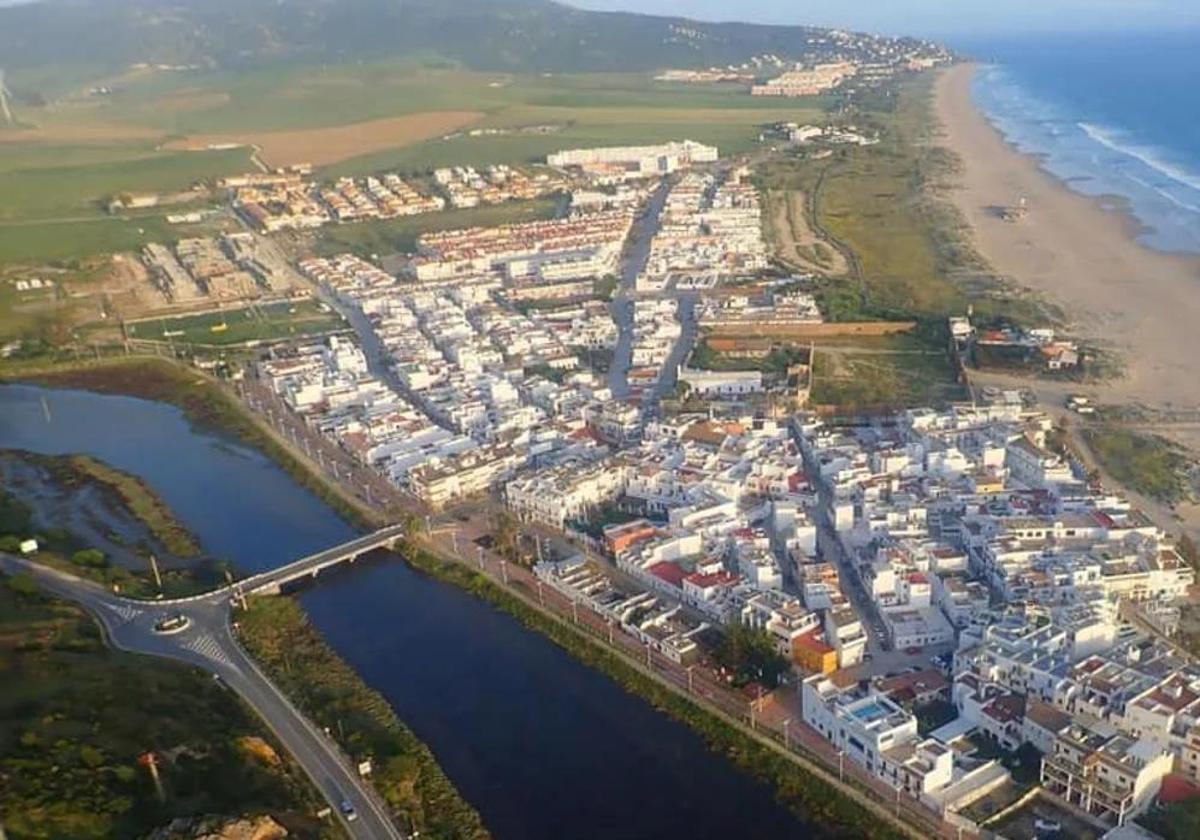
(904, 647), (922, 655)
(1034, 817), (1062, 834)
(340, 799), (358, 822)
(153, 614), (190, 634)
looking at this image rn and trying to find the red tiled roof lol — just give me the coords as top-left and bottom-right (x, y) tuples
(647, 561), (687, 588)
(685, 571), (737, 589)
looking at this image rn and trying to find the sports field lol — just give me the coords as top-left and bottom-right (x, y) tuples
(125, 300), (346, 347)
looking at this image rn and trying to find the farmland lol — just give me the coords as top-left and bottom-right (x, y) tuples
(0, 61), (826, 269)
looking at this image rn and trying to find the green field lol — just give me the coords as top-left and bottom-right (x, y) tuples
(125, 300), (346, 346)
(809, 333), (966, 410)
(0, 62), (828, 269)
(0, 143), (250, 264)
(87, 64), (825, 136)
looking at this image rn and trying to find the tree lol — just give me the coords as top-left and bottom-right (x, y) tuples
(7, 573), (40, 599)
(494, 512), (520, 563)
(715, 623), (789, 689)
(71, 548), (108, 568)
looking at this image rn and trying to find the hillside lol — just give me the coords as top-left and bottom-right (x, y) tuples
(0, 0), (946, 90)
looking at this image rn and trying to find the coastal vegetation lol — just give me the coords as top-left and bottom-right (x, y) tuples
(238, 596), (490, 839)
(399, 541), (910, 840)
(1081, 426), (1192, 503)
(34, 451), (201, 556)
(0, 453), (220, 599)
(0, 578), (333, 839)
(757, 74), (1048, 327)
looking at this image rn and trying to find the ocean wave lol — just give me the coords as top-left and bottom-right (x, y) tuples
(1078, 121), (1200, 195)
(1124, 172), (1200, 215)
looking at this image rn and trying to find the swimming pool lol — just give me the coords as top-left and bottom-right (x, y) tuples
(850, 701), (890, 724)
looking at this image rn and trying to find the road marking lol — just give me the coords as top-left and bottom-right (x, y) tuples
(180, 633), (242, 675)
(103, 601), (141, 623)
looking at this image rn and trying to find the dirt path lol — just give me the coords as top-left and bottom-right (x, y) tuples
(765, 189), (848, 276)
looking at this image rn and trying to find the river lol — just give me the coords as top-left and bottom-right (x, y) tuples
(0, 383), (809, 840)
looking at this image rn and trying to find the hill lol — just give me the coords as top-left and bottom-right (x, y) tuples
(0, 0), (946, 90)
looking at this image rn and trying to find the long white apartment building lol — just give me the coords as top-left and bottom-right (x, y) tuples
(407, 210), (635, 283)
(547, 140), (717, 177)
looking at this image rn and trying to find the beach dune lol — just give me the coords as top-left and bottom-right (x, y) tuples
(936, 63), (1200, 409)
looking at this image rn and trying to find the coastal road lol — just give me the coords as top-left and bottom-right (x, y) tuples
(0, 554), (403, 840)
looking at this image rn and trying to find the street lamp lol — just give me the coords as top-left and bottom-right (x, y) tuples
(782, 717), (791, 750)
(687, 665), (694, 695)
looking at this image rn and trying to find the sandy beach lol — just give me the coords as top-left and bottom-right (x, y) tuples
(935, 63), (1200, 410)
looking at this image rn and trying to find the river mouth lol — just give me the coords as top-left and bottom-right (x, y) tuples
(0, 382), (808, 840)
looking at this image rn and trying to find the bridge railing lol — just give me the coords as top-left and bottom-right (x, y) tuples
(154, 526), (407, 605)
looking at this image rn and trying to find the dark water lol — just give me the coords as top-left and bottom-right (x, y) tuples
(0, 383), (807, 839)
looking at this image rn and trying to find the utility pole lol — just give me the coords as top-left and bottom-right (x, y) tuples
(571, 599), (578, 624)
(148, 553), (163, 594)
(687, 666), (694, 695)
(140, 752), (165, 803)
(782, 718), (790, 750)
(500, 559), (508, 584)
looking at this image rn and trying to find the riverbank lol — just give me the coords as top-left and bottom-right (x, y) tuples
(239, 596), (489, 839)
(1, 356), (378, 529)
(0, 449), (223, 598)
(399, 541), (914, 840)
(934, 63), (1200, 410)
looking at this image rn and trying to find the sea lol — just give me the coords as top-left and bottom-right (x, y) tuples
(952, 30), (1200, 255)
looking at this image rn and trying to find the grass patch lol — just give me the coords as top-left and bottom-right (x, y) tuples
(810, 332), (965, 411)
(0, 583), (331, 838)
(1082, 426), (1191, 503)
(757, 75), (1046, 325)
(239, 596), (488, 839)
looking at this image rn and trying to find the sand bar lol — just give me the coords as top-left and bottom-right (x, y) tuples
(935, 63), (1200, 409)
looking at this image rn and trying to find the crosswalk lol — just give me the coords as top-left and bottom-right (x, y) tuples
(180, 633), (241, 674)
(103, 600), (141, 623)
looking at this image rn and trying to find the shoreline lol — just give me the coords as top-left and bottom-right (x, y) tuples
(934, 63), (1200, 410)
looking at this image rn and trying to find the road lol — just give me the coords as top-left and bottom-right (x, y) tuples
(641, 293), (699, 422)
(609, 179), (673, 400)
(0, 553), (403, 840)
